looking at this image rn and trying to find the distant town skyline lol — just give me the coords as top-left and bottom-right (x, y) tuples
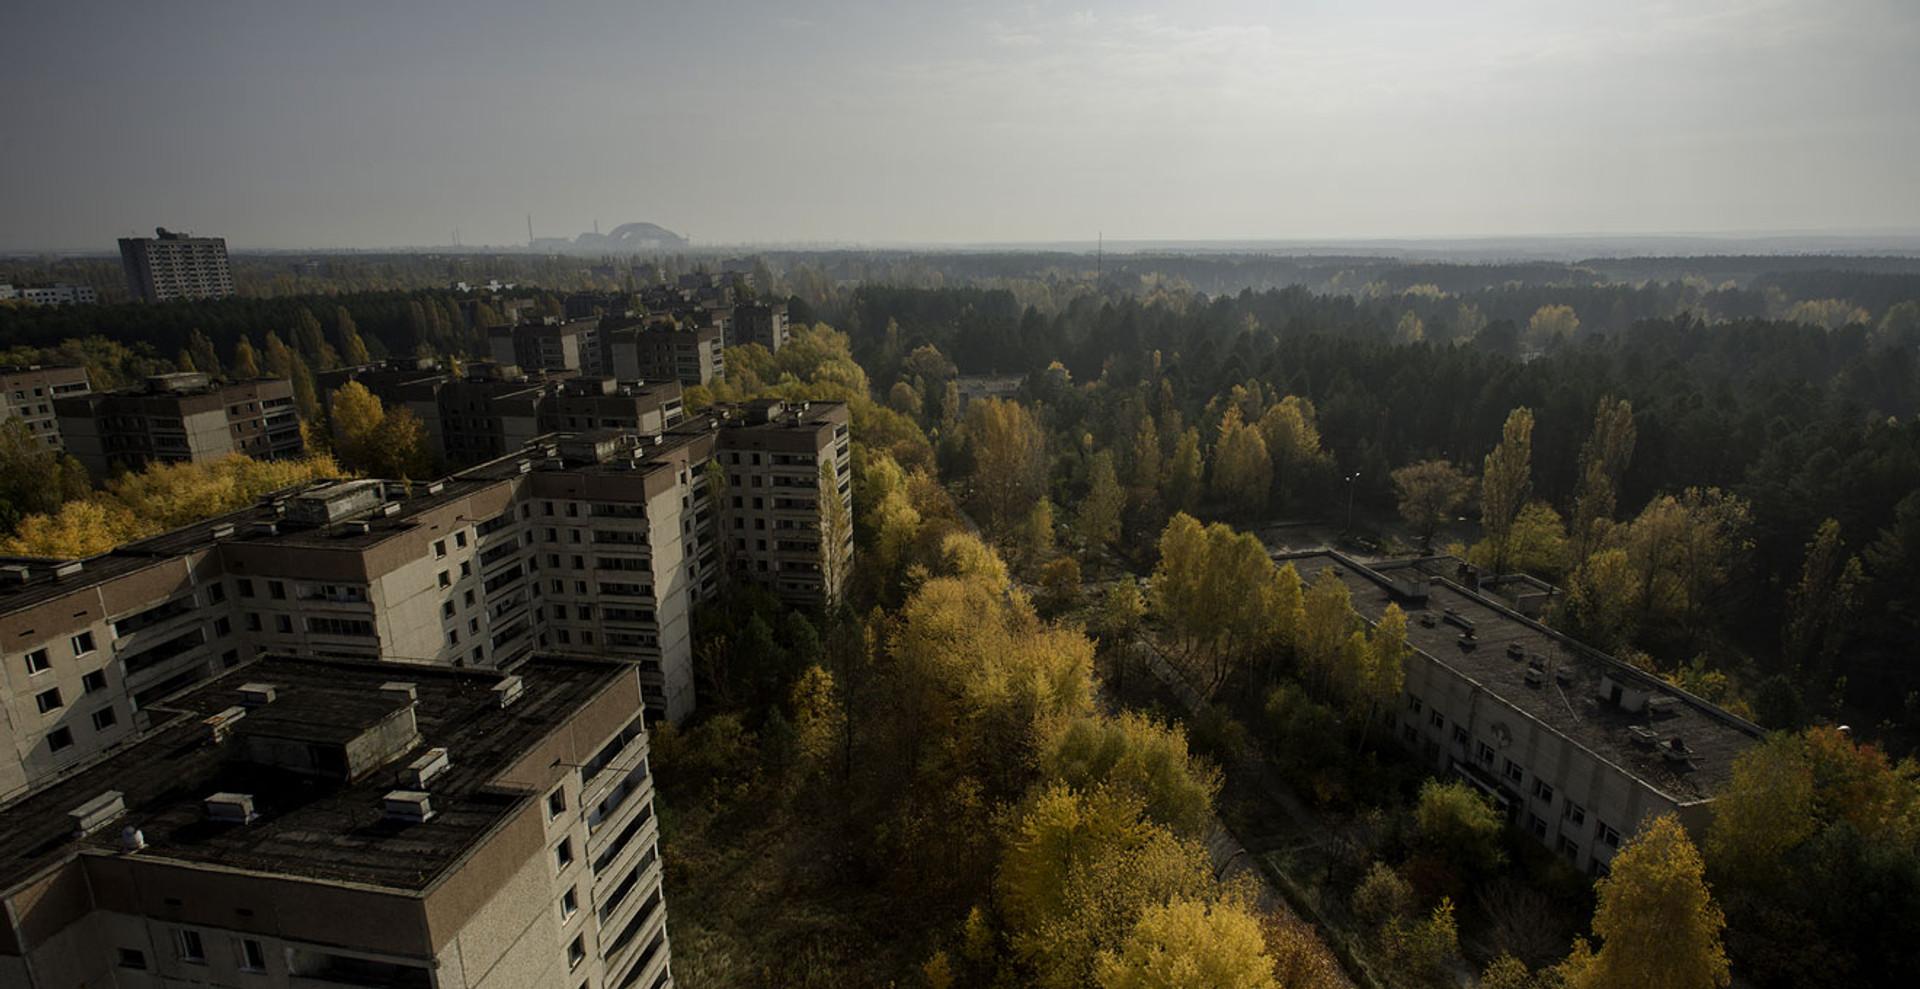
(3, 0), (1916, 251)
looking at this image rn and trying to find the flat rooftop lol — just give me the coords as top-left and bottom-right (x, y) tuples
(1286, 551), (1763, 802)
(0, 654), (632, 894)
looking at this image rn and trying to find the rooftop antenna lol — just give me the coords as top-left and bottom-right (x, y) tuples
(527, 214), (534, 248)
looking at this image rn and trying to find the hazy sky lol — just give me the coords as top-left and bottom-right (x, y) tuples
(5, 0), (1917, 250)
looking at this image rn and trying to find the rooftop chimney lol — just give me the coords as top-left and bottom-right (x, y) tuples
(68, 790), (127, 836)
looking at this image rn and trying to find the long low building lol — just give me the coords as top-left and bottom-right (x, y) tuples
(1283, 551), (1763, 874)
(0, 653), (672, 989)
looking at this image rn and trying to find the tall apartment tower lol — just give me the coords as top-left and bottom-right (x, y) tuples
(0, 364), (91, 449)
(53, 373), (303, 478)
(118, 228), (236, 303)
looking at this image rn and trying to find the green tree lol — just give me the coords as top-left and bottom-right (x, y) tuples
(0, 417), (92, 528)
(1256, 395), (1329, 508)
(1571, 397), (1635, 559)
(1562, 814), (1729, 989)
(1162, 428), (1204, 516)
(1781, 518), (1863, 684)
(1414, 779), (1507, 874)
(335, 306), (372, 366)
(1076, 450), (1126, 552)
(187, 329), (222, 377)
(965, 397), (1047, 535)
(1210, 408), (1272, 517)
(1481, 407), (1535, 572)
(230, 335), (262, 379)
(1527, 304), (1579, 348)
(1393, 459), (1471, 552)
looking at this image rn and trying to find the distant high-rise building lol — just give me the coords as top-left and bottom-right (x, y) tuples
(118, 227), (235, 303)
(53, 372), (303, 477)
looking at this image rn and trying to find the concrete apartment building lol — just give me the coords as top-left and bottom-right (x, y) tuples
(490, 320), (604, 377)
(732, 302), (790, 353)
(53, 373), (303, 478)
(321, 362), (686, 467)
(1, 283), (98, 306)
(117, 229), (235, 304)
(1, 365), (91, 450)
(0, 653), (672, 989)
(0, 401), (850, 798)
(1286, 551), (1763, 874)
(603, 326), (723, 387)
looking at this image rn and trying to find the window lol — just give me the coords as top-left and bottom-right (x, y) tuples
(548, 786), (567, 818)
(1503, 758), (1524, 784)
(1556, 835), (1581, 862)
(561, 886), (579, 918)
(568, 934), (586, 968)
(177, 928), (206, 963)
(1564, 802), (1587, 827)
(92, 707), (117, 731)
(1402, 724), (1418, 743)
(24, 648), (51, 674)
(443, 601), (456, 619)
(1476, 742), (1495, 766)
(1596, 822), (1621, 848)
(238, 937), (267, 971)
(1429, 710), (1445, 730)
(71, 631), (96, 655)
(555, 837), (574, 871)
(214, 617), (232, 637)
(455, 531), (468, 549)
(36, 687), (63, 713)
(1532, 780), (1555, 804)
(237, 578), (255, 598)
(553, 605), (568, 620)
(447, 631), (461, 647)
(434, 539), (447, 558)
(465, 589), (476, 607)
(48, 727), (74, 751)
(117, 947), (147, 969)
(246, 613), (262, 632)
(275, 615), (293, 634)
(1406, 695), (1423, 714)
(438, 570), (452, 588)
(1528, 813), (1548, 839)
(208, 582), (226, 603)
(268, 581), (285, 600)
(460, 561), (472, 578)
(1452, 725), (1469, 746)
(83, 669), (108, 694)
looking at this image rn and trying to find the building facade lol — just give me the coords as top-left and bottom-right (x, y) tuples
(117, 229), (235, 303)
(1287, 551), (1763, 874)
(604, 326), (723, 387)
(490, 320), (604, 377)
(0, 653), (672, 989)
(0, 365), (91, 449)
(0, 403), (850, 798)
(3, 283), (98, 306)
(732, 302), (789, 353)
(53, 373), (303, 478)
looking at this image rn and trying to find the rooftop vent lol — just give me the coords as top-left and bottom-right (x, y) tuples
(210, 523), (236, 539)
(0, 564), (29, 584)
(1505, 643), (1525, 660)
(492, 675), (524, 709)
(1646, 696), (1680, 717)
(403, 747), (451, 788)
(53, 561), (84, 579)
(1523, 667), (1546, 686)
(237, 683), (278, 707)
(383, 790), (435, 823)
(380, 681), (418, 703)
(249, 521), (279, 537)
(68, 790), (127, 836)
(426, 481), (446, 495)
(1417, 611), (1437, 628)
(205, 705), (248, 741)
(517, 460), (533, 474)
(205, 792), (258, 824)
(1627, 725), (1660, 748)
(381, 503), (401, 517)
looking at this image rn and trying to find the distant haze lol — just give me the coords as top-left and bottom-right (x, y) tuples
(4, 0), (1917, 251)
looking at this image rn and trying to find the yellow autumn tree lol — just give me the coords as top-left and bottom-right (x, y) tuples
(1562, 814), (1729, 989)
(1096, 896), (1277, 989)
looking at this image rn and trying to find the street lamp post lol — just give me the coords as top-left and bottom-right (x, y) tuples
(1345, 471), (1360, 533)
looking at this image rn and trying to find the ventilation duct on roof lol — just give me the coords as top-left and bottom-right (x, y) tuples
(69, 790), (127, 836)
(404, 748), (451, 789)
(205, 705), (248, 741)
(383, 790), (434, 823)
(492, 675), (524, 709)
(205, 792), (258, 824)
(237, 683), (278, 707)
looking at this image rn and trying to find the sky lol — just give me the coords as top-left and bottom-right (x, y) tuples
(4, 0), (1918, 250)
